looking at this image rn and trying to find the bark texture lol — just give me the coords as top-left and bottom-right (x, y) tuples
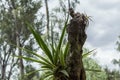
(66, 8), (88, 80)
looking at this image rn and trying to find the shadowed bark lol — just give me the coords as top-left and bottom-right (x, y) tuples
(66, 8), (88, 80)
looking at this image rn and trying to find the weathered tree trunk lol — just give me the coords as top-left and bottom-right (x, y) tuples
(66, 8), (88, 80)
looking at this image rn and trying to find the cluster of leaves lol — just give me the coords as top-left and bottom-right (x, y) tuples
(17, 21), (104, 80)
(83, 57), (107, 80)
(17, 17), (69, 80)
(16, 13), (104, 80)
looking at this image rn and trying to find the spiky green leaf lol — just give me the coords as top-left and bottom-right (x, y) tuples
(82, 49), (96, 58)
(26, 22), (53, 63)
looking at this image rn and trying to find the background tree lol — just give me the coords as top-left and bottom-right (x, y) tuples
(103, 36), (120, 80)
(83, 57), (107, 80)
(0, 0), (43, 79)
(0, 0), (80, 79)
(116, 36), (120, 52)
(104, 67), (120, 80)
(24, 64), (39, 80)
(109, 36), (120, 80)
(1, 0), (115, 80)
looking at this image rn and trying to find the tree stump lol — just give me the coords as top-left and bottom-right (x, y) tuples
(66, 8), (88, 80)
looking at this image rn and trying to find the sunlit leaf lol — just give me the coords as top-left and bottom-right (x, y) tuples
(54, 15), (69, 64)
(15, 56), (53, 69)
(82, 49), (96, 58)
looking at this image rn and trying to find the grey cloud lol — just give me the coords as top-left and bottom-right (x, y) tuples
(86, 22), (120, 47)
(80, 0), (120, 47)
(75, 0), (120, 48)
(88, 0), (120, 10)
(77, 0), (120, 68)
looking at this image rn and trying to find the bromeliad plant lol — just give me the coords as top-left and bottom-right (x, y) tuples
(16, 15), (96, 80)
(18, 18), (70, 80)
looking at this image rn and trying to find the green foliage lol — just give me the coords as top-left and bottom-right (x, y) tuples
(116, 36), (120, 52)
(24, 65), (39, 80)
(82, 48), (107, 80)
(17, 21), (105, 80)
(104, 67), (120, 80)
(82, 49), (96, 58)
(15, 19), (105, 80)
(83, 57), (107, 80)
(112, 59), (120, 67)
(0, 0), (43, 79)
(16, 16), (69, 79)
(0, 0), (108, 79)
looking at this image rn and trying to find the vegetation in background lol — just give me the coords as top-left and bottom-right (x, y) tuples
(0, 0), (42, 79)
(0, 0), (119, 80)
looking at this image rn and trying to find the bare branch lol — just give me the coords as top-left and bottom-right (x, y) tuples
(68, 0), (71, 9)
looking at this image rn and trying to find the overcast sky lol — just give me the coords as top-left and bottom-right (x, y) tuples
(41, 0), (120, 69)
(76, 0), (120, 69)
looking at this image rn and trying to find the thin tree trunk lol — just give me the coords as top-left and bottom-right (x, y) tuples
(16, 29), (24, 79)
(19, 50), (24, 80)
(66, 8), (88, 80)
(14, 11), (24, 79)
(1, 64), (6, 80)
(45, 0), (50, 40)
(68, 0), (71, 9)
(1, 47), (12, 80)
(8, 58), (19, 80)
(1, 51), (7, 80)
